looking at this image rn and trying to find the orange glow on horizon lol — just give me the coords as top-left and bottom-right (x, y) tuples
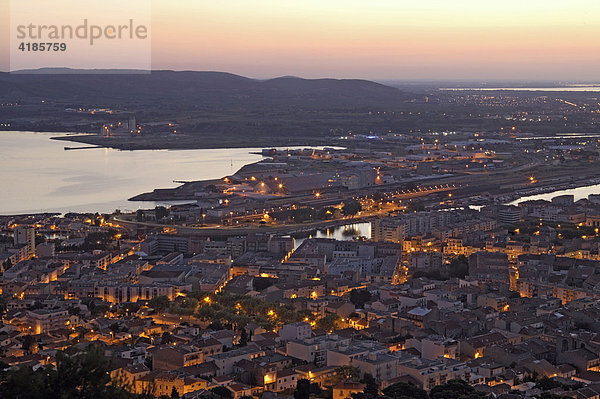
(2, 1), (599, 79)
(147, 0), (600, 80)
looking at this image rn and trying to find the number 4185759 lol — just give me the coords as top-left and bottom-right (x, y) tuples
(18, 43), (67, 51)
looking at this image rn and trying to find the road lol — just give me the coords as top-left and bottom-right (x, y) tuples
(112, 185), (457, 236)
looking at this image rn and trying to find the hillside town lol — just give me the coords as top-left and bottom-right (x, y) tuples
(3, 0), (600, 396)
(4, 149), (600, 399)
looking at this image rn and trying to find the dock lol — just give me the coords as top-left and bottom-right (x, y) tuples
(64, 146), (104, 151)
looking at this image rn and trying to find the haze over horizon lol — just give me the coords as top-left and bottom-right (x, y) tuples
(1, 0), (599, 81)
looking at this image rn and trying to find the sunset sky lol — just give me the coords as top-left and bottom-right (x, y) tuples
(2, 0), (600, 81)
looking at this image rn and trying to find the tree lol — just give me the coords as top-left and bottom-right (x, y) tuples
(317, 206), (337, 220)
(35, 234), (46, 246)
(290, 207), (315, 223)
(161, 332), (173, 344)
(170, 386), (180, 399)
(382, 382), (427, 399)
(0, 345), (141, 399)
(83, 231), (115, 250)
(316, 314), (340, 331)
(524, 370), (539, 382)
(208, 321), (224, 331)
(349, 289), (372, 309)
(362, 373), (379, 398)
(92, 303), (110, 318)
(21, 335), (35, 354)
(67, 306), (81, 316)
(294, 378), (311, 399)
(429, 379), (487, 399)
(0, 360), (9, 373)
(109, 323), (121, 334)
(149, 295), (170, 312)
(210, 386), (232, 398)
(407, 200), (425, 212)
(240, 328), (249, 347)
(539, 393), (572, 399)
(144, 355), (153, 370)
(53, 345), (113, 397)
(331, 366), (361, 385)
(448, 255), (469, 278)
(536, 376), (563, 391)
(342, 199), (362, 216)
(0, 364), (48, 399)
(124, 302), (144, 314)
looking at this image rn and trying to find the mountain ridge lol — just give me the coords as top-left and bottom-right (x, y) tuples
(0, 69), (408, 108)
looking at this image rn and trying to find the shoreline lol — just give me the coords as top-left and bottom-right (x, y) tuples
(505, 179), (600, 205)
(50, 134), (335, 151)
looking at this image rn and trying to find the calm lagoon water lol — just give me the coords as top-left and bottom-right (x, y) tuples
(292, 222), (372, 248)
(0, 131), (283, 215)
(509, 184), (600, 205)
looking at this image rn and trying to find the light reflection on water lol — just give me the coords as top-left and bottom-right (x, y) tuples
(508, 184), (600, 205)
(292, 222), (372, 249)
(467, 184), (600, 210)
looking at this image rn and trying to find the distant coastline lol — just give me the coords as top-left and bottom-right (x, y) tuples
(50, 133), (332, 151)
(439, 86), (600, 92)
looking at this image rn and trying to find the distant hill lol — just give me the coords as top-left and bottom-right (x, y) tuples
(0, 69), (409, 109)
